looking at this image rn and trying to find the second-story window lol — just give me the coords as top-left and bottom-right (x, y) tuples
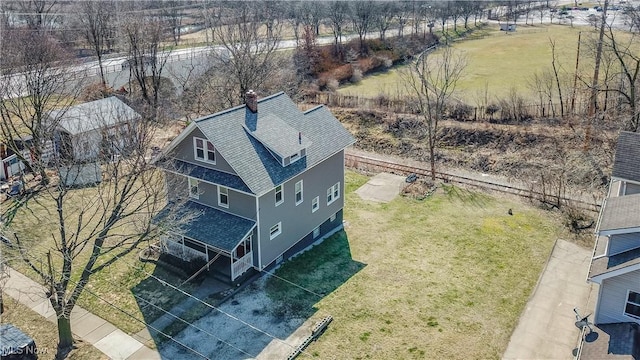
(194, 137), (216, 164)
(327, 182), (340, 205)
(218, 186), (229, 208)
(312, 196), (319, 213)
(189, 177), (199, 199)
(295, 180), (303, 205)
(275, 185), (283, 206)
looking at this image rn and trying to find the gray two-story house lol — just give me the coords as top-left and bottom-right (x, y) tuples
(155, 91), (355, 283)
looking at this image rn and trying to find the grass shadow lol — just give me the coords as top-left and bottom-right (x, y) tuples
(265, 230), (366, 319)
(441, 183), (492, 208)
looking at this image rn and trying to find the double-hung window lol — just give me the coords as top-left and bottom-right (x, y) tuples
(625, 290), (640, 319)
(312, 196), (319, 213)
(295, 180), (303, 205)
(218, 186), (229, 208)
(327, 182), (340, 205)
(275, 185), (283, 206)
(194, 137), (216, 163)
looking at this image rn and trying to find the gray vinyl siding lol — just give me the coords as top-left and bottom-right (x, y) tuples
(171, 127), (237, 174)
(257, 151), (345, 268)
(164, 171), (256, 220)
(625, 182), (640, 195)
(608, 233), (640, 256)
(595, 269), (640, 325)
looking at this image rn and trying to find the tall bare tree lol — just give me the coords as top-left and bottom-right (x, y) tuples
(78, 0), (116, 87)
(210, 2), (283, 104)
(327, 1), (349, 57)
(403, 46), (467, 181)
(2, 107), (186, 357)
(0, 30), (82, 185)
(373, 2), (395, 41)
(350, 1), (374, 54)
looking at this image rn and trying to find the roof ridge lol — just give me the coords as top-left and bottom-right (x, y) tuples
(195, 91), (287, 124)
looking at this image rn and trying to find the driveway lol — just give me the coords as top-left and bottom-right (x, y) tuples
(503, 239), (594, 360)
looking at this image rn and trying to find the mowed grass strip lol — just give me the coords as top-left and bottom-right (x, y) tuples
(269, 171), (562, 359)
(1, 296), (107, 360)
(339, 24), (590, 103)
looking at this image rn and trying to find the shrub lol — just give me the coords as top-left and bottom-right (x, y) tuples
(351, 68), (363, 83)
(451, 103), (474, 121)
(326, 78), (340, 91)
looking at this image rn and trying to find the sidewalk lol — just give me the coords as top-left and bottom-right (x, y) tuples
(3, 266), (161, 360)
(503, 239), (594, 360)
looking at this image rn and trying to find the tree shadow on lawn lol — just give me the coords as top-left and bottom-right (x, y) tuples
(265, 230), (366, 320)
(441, 183), (492, 208)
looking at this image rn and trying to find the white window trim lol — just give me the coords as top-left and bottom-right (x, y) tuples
(270, 222), (282, 240)
(188, 177), (199, 199)
(275, 185), (284, 206)
(624, 289), (640, 320)
(312, 196), (319, 213)
(290, 151), (300, 164)
(218, 186), (229, 208)
(295, 180), (303, 206)
(313, 226), (320, 239)
(327, 182), (340, 205)
(330, 212), (337, 222)
(193, 137), (216, 164)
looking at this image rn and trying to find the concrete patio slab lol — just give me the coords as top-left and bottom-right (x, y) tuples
(355, 172), (406, 203)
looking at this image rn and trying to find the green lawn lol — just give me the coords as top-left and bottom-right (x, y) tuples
(2, 183), (197, 337)
(339, 24), (591, 104)
(267, 171), (564, 359)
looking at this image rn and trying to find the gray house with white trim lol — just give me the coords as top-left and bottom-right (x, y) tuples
(588, 131), (640, 326)
(155, 91), (355, 283)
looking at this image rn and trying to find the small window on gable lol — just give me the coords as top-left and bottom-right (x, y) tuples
(295, 180), (303, 205)
(194, 137), (216, 163)
(290, 152), (300, 163)
(625, 290), (640, 319)
(312, 196), (319, 213)
(188, 177), (199, 199)
(218, 186), (229, 208)
(275, 185), (283, 206)
(270, 222), (282, 240)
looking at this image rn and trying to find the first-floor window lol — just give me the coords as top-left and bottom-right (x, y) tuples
(313, 226), (320, 239)
(189, 178), (199, 199)
(270, 222), (282, 240)
(330, 212), (337, 222)
(625, 290), (640, 319)
(218, 186), (229, 208)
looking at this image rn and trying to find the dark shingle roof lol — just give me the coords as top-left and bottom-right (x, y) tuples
(612, 131), (640, 183)
(158, 158), (251, 193)
(589, 244), (640, 279)
(244, 114), (311, 159)
(49, 97), (139, 135)
(194, 93), (355, 196)
(155, 201), (255, 252)
(598, 194), (640, 232)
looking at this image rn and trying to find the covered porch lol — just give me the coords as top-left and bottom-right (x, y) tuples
(155, 201), (256, 282)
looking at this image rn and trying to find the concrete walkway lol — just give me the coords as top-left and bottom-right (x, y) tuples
(3, 266), (160, 360)
(503, 239), (594, 360)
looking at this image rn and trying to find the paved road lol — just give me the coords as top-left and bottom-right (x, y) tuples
(503, 239), (594, 360)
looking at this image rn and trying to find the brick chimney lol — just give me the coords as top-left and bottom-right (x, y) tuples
(245, 90), (257, 113)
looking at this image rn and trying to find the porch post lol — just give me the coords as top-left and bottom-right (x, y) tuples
(206, 246), (210, 270)
(181, 235), (186, 260)
(230, 254), (235, 281)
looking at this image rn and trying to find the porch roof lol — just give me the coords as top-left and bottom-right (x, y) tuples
(589, 235), (640, 281)
(598, 194), (640, 233)
(155, 201), (255, 253)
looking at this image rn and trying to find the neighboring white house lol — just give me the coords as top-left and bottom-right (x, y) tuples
(49, 96), (140, 162)
(588, 131), (640, 325)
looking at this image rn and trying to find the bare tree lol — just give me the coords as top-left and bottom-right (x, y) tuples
(78, 0), (116, 86)
(326, 1), (349, 57)
(210, 2), (284, 105)
(373, 2), (395, 41)
(403, 46), (467, 181)
(549, 38), (567, 117)
(16, 0), (58, 31)
(300, 1), (325, 36)
(0, 31), (82, 185)
(350, 1), (374, 54)
(162, 0), (184, 46)
(2, 107), (186, 357)
(121, 11), (171, 121)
